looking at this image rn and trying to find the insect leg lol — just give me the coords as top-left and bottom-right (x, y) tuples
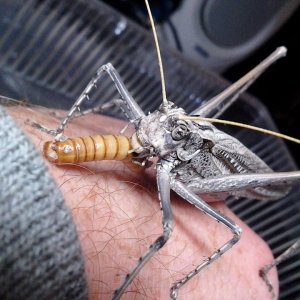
(259, 239), (300, 298)
(27, 99), (120, 137)
(170, 180), (242, 300)
(40, 63), (145, 139)
(191, 47), (287, 118)
(111, 161), (173, 300)
(48, 99), (118, 120)
(187, 171), (300, 198)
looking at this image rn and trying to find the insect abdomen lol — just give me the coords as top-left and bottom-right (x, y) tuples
(43, 135), (130, 164)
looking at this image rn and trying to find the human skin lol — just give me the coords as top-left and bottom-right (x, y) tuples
(7, 105), (278, 300)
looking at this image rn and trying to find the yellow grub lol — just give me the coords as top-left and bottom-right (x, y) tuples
(43, 134), (131, 164)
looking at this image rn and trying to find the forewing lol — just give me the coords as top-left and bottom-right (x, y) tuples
(175, 123), (291, 201)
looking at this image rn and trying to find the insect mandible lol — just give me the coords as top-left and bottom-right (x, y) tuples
(33, 0), (300, 299)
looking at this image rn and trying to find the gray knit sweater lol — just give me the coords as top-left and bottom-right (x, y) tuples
(0, 106), (88, 300)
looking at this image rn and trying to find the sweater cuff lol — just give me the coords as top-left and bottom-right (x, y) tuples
(0, 106), (87, 300)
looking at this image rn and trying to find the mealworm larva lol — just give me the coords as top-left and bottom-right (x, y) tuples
(43, 135), (131, 164)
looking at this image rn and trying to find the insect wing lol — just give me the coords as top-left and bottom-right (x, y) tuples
(175, 122), (291, 201)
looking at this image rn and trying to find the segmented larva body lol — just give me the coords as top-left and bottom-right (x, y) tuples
(43, 135), (131, 164)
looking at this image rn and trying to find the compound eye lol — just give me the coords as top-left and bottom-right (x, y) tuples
(172, 124), (189, 141)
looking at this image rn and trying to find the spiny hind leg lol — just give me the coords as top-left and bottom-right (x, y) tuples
(55, 63), (144, 137)
(111, 162), (173, 300)
(29, 99), (127, 142)
(29, 63), (145, 140)
(191, 47), (287, 118)
(170, 180), (242, 299)
(27, 100), (118, 140)
(47, 100), (116, 120)
(260, 239), (300, 298)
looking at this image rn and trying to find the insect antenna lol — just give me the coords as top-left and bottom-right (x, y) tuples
(180, 115), (300, 145)
(145, 0), (168, 107)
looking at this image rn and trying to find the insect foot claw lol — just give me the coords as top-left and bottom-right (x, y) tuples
(259, 267), (276, 299)
(170, 288), (178, 300)
(54, 132), (68, 141)
(26, 119), (58, 136)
